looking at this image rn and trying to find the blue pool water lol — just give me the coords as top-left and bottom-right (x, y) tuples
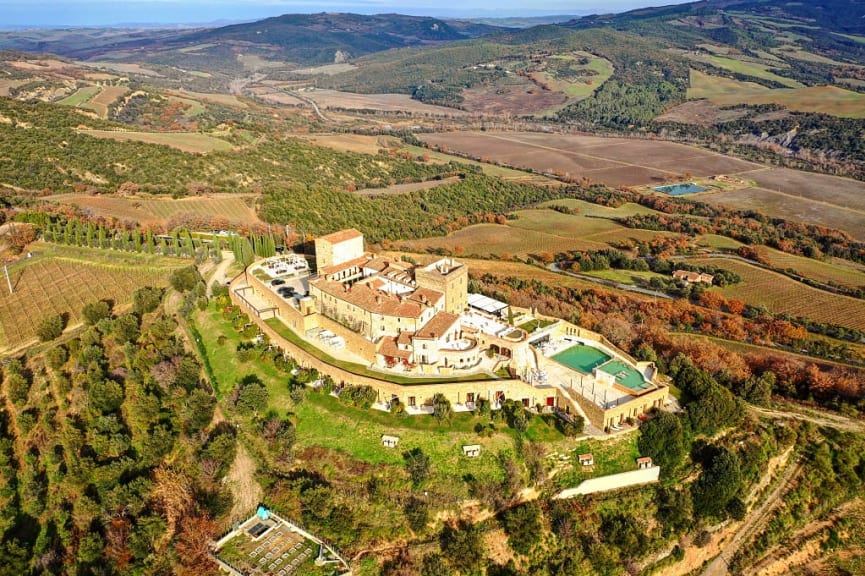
(652, 183), (707, 196)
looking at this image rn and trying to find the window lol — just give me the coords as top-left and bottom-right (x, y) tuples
(408, 396), (416, 407)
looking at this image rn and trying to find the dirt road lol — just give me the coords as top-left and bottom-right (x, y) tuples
(701, 458), (803, 576)
(752, 405), (865, 434)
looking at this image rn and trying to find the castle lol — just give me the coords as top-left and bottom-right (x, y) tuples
(231, 229), (668, 430)
(309, 229), (500, 372)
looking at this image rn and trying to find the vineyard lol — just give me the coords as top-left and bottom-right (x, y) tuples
(45, 193), (260, 226)
(0, 244), (186, 350)
(80, 85), (130, 118)
(754, 247), (865, 290)
(693, 257), (865, 331)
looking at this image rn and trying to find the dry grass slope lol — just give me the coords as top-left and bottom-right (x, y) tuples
(79, 129), (234, 153)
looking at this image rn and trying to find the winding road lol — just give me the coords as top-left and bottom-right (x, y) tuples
(547, 262), (673, 299)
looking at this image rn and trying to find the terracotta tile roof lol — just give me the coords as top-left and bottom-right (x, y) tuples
(397, 331), (414, 345)
(363, 258), (412, 274)
(311, 279), (428, 318)
(414, 311), (460, 340)
(318, 228), (363, 244)
(378, 336), (412, 359)
(672, 270), (713, 283)
(408, 287), (443, 307)
(318, 255), (370, 277)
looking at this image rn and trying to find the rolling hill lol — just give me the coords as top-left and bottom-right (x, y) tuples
(0, 13), (504, 70)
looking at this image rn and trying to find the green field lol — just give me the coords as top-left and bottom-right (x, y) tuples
(696, 234), (746, 250)
(0, 244), (185, 351)
(688, 69), (865, 118)
(581, 268), (666, 285)
(403, 203), (671, 258)
(293, 392), (561, 483)
(194, 307), (295, 407)
(58, 86), (100, 106)
(196, 306), (564, 485)
(536, 53), (615, 100)
(833, 32), (865, 44)
(168, 95), (206, 116)
(702, 55), (802, 87)
(535, 199), (659, 218)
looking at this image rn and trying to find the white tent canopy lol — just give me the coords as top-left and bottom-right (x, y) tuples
(467, 293), (509, 316)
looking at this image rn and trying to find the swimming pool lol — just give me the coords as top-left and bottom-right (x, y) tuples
(551, 343), (611, 373)
(652, 183), (707, 196)
(598, 360), (652, 392)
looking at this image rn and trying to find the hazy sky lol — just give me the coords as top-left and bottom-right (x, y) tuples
(1, 0), (695, 27)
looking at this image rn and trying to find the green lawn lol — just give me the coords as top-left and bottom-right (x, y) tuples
(555, 433), (640, 488)
(518, 318), (557, 333)
(195, 307), (292, 408)
(293, 392), (562, 482)
(197, 304), (567, 491)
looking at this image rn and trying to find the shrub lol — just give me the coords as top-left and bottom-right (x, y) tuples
(339, 385), (377, 408)
(36, 315), (64, 342)
(169, 266), (202, 293)
(82, 301), (111, 325)
(499, 502), (542, 555)
(404, 448), (431, 487)
(404, 496), (429, 533)
(132, 286), (162, 315)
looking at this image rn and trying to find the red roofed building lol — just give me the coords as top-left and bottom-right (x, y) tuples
(672, 270), (714, 285)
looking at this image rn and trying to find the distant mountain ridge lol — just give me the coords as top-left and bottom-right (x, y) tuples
(0, 12), (503, 66)
(568, 0), (865, 34)
(177, 12), (501, 64)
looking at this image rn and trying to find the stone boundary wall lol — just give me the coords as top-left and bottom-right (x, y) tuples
(245, 273), (377, 359)
(232, 284), (565, 409)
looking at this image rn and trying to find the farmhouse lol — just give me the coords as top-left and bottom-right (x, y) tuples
(231, 229), (668, 430)
(672, 270), (714, 284)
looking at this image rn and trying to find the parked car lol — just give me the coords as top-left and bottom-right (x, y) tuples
(271, 279), (286, 286)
